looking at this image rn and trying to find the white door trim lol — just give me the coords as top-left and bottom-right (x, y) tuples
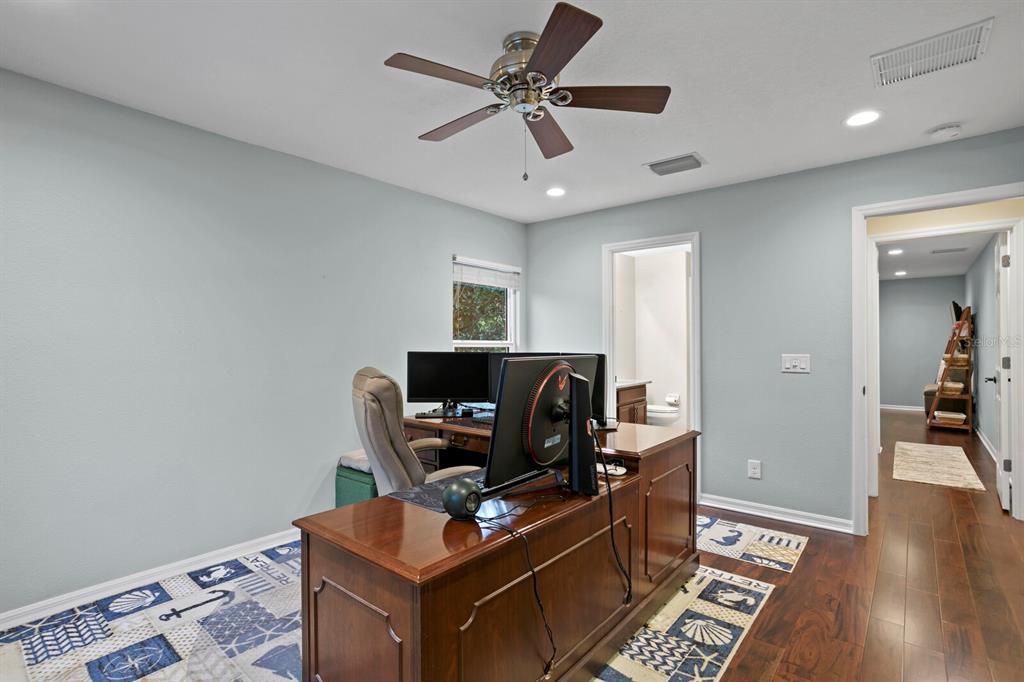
(852, 182), (1024, 534)
(602, 232), (702, 500)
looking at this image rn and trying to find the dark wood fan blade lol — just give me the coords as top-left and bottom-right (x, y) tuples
(526, 110), (573, 159)
(385, 53), (491, 89)
(557, 85), (671, 114)
(525, 3), (603, 80)
(419, 105), (501, 141)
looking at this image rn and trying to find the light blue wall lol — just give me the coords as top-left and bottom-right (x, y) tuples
(965, 235), (1000, 444)
(879, 276), (965, 407)
(526, 127), (1024, 522)
(0, 70), (526, 611)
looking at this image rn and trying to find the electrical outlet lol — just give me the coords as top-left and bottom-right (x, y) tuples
(782, 354), (811, 374)
(747, 459), (762, 480)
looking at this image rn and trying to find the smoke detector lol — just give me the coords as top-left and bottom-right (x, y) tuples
(928, 124), (963, 142)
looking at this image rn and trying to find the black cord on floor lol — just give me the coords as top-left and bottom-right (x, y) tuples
(594, 428), (633, 605)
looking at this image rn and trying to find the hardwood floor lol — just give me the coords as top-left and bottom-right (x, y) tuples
(699, 410), (1023, 682)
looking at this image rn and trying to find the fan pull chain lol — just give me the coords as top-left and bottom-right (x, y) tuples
(522, 121), (529, 182)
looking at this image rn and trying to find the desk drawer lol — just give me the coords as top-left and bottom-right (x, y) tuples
(446, 432), (489, 454)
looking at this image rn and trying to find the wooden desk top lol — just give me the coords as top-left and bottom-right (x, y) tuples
(293, 473), (638, 585)
(599, 424), (699, 458)
(403, 414), (491, 438)
(404, 415), (699, 458)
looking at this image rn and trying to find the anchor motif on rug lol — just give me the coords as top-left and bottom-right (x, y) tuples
(158, 589), (234, 621)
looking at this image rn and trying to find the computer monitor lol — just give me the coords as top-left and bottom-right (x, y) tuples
(486, 352), (604, 418)
(590, 353), (608, 425)
(486, 352), (561, 403)
(406, 352), (490, 406)
(484, 355), (598, 493)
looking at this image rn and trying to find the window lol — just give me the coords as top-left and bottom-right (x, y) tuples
(452, 255), (520, 353)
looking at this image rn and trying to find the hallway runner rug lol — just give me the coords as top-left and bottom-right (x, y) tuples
(0, 543), (773, 682)
(594, 565), (774, 682)
(696, 515), (808, 572)
(893, 441), (985, 491)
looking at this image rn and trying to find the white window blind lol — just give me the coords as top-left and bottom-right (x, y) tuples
(452, 255), (520, 352)
(452, 255), (521, 290)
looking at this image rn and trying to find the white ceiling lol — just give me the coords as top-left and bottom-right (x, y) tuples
(878, 231), (1001, 280)
(1, 1), (1022, 223)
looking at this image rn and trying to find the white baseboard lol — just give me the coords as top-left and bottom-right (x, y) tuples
(0, 528), (300, 631)
(699, 493), (854, 534)
(976, 427), (999, 465)
(881, 404), (924, 412)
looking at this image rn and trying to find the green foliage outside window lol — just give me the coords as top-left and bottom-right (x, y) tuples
(453, 283), (508, 342)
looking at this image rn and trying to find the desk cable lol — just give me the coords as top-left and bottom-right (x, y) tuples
(473, 494), (563, 679)
(593, 428), (633, 605)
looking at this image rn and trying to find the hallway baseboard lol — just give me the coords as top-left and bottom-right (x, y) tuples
(880, 404), (923, 412)
(699, 494), (854, 535)
(976, 427), (999, 465)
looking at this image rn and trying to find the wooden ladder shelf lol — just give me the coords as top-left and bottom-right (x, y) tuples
(927, 306), (974, 432)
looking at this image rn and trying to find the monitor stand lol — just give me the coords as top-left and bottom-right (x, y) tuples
(482, 468), (565, 500)
(415, 400), (466, 419)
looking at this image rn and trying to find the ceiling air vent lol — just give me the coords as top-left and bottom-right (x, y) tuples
(646, 153), (704, 176)
(870, 17), (993, 87)
(932, 248), (969, 254)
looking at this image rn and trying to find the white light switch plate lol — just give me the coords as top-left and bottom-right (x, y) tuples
(781, 354), (811, 374)
(747, 459), (762, 479)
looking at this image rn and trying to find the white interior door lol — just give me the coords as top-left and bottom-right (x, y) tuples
(996, 233), (1012, 511)
(867, 241), (880, 497)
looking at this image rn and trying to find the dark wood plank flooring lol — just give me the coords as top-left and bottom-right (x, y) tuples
(699, 410), (1023, 682)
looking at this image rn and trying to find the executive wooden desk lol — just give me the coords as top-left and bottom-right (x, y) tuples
(295, 424), (699, 681)
(405, 417), (699, 596)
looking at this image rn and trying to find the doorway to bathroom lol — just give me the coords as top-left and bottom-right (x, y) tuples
(602, 233), (701, 435)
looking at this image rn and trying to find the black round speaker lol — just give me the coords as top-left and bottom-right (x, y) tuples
(442, 477), (483, 520)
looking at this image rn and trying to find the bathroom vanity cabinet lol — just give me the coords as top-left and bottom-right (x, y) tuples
(616, 383), (648, 424)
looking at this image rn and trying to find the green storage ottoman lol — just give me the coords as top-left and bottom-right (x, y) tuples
(335, 449), (378, 507)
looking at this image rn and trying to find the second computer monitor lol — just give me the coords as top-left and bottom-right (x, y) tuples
(406, 351), (490, 404)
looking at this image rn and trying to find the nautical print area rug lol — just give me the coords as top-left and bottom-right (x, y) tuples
(893, 441), (985, 491)
(594, 566), (774, 682)
(0, 541), (303, 681)
(696, 515), (807, 573)
(0, 543), (774, 682)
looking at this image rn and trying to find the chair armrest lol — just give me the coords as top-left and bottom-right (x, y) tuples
(409, 437), (448, 453)
(425, 466), (481, 484)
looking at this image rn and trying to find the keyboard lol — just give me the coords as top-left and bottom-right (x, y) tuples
(472, 413), (495, 425)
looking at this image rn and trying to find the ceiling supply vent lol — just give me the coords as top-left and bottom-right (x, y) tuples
(870, 17), (993, 87)
(932, 248), (969, 254)
(646, 153), (704, 176)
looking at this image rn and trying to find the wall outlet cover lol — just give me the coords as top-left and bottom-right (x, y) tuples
(747, 459), (762, 479)
(781, 354), (811, 374)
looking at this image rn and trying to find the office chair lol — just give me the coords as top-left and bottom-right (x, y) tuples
(351, 367), (480, 495)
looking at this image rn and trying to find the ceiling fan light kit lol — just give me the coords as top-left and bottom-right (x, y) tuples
(384, 2), (671, 159)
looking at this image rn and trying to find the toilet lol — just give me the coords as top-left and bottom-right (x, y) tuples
(646, 393), (681, 426)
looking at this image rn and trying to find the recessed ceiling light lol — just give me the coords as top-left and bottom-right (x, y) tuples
(546, 187), (566, 197)
(845, 110), (881, 127)
(888, 248), (904, 255)
(894, 271), (907, 277)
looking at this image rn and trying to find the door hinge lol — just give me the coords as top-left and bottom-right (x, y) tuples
(1004, 459), (1012, 473)
(1003, 356), (1012, 370)
(1002, 254), (1011, 267)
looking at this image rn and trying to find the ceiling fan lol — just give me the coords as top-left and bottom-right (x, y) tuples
(384, 2), (671, 159)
